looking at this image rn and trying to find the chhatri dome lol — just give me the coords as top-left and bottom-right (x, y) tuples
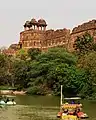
(24, 21), (31, 28)
(23, 18), (47, 31)
(30, 18), (38, 25)
(38, 19), (47, 26)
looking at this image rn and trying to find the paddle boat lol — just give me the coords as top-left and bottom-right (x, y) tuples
(57, 103), (88, 119)
(0, 95), (16, 105)
(57, 85), (88, 120)
(0, 100), (16, 105)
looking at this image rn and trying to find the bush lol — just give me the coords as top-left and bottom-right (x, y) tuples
(26, 86), (47, 95)
(27, 86), (38, 95)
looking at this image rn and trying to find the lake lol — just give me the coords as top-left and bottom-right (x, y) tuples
(0, 95), (96, 120)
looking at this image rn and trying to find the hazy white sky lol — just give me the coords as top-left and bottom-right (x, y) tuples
(0, 0), (96, 47)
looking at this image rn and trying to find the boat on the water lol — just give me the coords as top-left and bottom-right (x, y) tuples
(0, 95), (16, 105)
(0, 100), (16, 105)
(57, 85), (88, 120)
(57, 103), (88, 119)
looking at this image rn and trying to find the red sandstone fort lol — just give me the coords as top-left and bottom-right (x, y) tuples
(2, 18), (96, 55)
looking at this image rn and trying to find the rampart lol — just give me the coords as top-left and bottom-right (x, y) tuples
(9, 19), (96, 54)
(19, 28), (70, 51)
(45, 29), (70, 49)
(72, 20), (96, 34)
(69, 20), (96, 51)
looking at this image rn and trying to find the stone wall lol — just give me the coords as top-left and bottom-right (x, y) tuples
(44, 29), (70, 49)
(72, 20), (96, 34)
(69, 20), (96, 51)
(20, 30), (46, 50)
(19, 19), (96, 52)
(19, 28), (70, 51)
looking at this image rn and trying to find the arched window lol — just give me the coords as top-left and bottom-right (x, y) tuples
(34, 41), (36, 46)
(20, 44), (22, 48)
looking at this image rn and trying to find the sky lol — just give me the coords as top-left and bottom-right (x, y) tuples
(0, 0), (96, 47)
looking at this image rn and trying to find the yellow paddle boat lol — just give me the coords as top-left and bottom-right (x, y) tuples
(57, 85), (88, 120)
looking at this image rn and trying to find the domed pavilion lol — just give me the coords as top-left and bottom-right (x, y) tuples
(23, 18), (47, 31)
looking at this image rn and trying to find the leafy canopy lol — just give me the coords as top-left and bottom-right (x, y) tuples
(74, 32), (95, 55)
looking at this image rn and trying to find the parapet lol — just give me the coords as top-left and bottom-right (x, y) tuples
(72, 20), (96, 34)
(45, 28), (70, 39)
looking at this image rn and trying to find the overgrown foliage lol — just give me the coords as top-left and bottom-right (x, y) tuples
(73, 32), (96, 55)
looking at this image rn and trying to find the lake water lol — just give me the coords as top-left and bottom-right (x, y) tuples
(0, 95), (96, 120)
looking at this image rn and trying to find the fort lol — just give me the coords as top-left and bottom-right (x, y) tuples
(70, 19), (96, 51)
(18, 18), (70, 51)
(3, 18), (96, 55)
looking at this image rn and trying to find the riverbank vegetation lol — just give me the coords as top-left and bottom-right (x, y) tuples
(0, 33), (96, 99)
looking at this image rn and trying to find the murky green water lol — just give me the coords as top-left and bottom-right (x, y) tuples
(0, 95), (96, 120)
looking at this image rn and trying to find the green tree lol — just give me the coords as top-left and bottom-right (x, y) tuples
(27, 47), (85, 96)
(27, 48), (41, 60)
(0, 54), (16, 87)
(0, 54), (8, 85)
(16, 49), (28, 60)
(12, 59), (29, 90)
(77, 51), (96, 98)
(73, 32), (94, 55)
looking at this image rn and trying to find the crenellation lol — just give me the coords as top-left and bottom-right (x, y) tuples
(72, 20), (96, 34)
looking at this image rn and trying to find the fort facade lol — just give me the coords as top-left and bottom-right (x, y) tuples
(3, 18), (96, 55)
(19, 18), (70, 51)
(18, 18), (96, 52)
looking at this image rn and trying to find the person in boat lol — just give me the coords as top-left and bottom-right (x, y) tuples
(77, 101), (80, 104)
(12, 99), (15, 104)
(71, 100), (75, 104)
(5, 98), (10, 103)
(76, 108), (86, 118)
(73, 108), (82, 117)
(64, 100), (69, 104)
(0, 96), (5, 104)
(62, 109), (68, 116)
(12, 99), (14, 102)
(12, 98), (16, 105)
(0, 95), (3, 101)
(73, 109), (77, 116)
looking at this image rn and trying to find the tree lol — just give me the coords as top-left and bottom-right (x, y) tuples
(27, 48), (41, 60)
(27, 47), (84, 96)
(16, 49), (28, 60)
(73, 32), (95, 55)
(0, 54), (8, 85)
(73, 33), (96, 98)
(0, 54), (16, 87)
(78, 51), (96, 85)
(12, 59), (29, 89)
(77, 51), (96, 98)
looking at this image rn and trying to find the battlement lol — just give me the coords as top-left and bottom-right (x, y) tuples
(45, 29), (70, 39)
(72, 20), (96, 34)
(19, 27), (70, 50)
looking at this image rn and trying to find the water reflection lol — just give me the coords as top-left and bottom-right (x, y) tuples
(0, 105), (59, 120)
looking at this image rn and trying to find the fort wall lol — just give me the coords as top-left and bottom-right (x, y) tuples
(20, 30), (46, 49)
(69, 20), (96, 51)
(19, 28), (71, 51)
(7, 19), (96, 56)
(45, 29), (70, 49)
